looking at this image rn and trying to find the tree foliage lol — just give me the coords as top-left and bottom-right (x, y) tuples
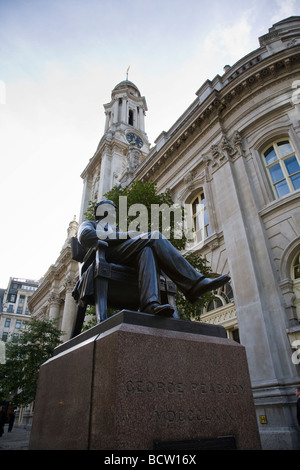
(0, 319), (62, 406)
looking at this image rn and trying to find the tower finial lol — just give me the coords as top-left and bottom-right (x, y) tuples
(126, 66), (130, 80)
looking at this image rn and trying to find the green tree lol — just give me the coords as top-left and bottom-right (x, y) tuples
(0, 319), (62, 406)
(83, 180), (216, 321)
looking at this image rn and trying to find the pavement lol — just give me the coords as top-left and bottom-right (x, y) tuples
(0, 424), (31, 450)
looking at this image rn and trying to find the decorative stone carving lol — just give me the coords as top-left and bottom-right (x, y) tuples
(204, 131), (244, 173)
(64, 275), (76, 293)
(126, 147), (141, 173)
(38, 305), (48, 319)
(48, 291), (62, 306)
(120, 145), (142, 186)
(183, 170), (196, 184)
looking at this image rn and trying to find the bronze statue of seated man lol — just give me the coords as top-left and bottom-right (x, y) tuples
(77, 200), (230, 317)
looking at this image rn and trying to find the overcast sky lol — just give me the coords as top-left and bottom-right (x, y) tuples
(0, 0), (299, 288)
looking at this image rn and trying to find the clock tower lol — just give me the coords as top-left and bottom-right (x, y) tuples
(79, 79), (150, 223)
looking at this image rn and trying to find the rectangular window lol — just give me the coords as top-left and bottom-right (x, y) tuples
(128, 109), (134, 126)
(2, 332), (8, 342)
(4, 318), (11, 328)
(263, 140), (300, 198)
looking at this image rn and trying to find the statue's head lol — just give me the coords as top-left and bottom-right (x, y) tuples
(94, 200), (117, 221)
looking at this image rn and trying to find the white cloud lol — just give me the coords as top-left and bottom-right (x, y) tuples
(201, 14), (254, 73)
(271, 0), (298, 24)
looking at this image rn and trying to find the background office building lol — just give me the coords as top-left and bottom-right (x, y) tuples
(0, 277), (39, 348)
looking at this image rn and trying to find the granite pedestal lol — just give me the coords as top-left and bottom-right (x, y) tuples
(29, 310), (261, 450)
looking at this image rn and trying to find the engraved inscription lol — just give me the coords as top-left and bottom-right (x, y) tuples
(154, 408), (234, 424)
(126, 380), (184, 395)
(191, 382), (245, 395)
(125, 380), (246, 396)
(124, 380), (244, 427)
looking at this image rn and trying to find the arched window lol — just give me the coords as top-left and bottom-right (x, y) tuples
(262, 139), (300, 198)
(204, 283), (234, 312)
(128, 109), (134, 126)
(207, 297), (223, 312)
(191, 191), (210, 243)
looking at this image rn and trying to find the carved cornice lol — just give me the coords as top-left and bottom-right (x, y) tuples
(203, 131), (245, 174)
(137, 47), (300, 184)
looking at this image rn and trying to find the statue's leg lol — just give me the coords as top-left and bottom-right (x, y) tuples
(106, 233), (229, 304)
(148, 234), (204, 292)
(106, 233), (201, 297)
(94, 277), (108, 322)
(71, 301), (87, 338)
(106, 240), (174, 316)
(148, 235), (230, 302)
(137, 246), (160, 310)
(137, 248), (175, 316)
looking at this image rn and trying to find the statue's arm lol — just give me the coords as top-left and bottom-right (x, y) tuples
(78, 221), (99, 249)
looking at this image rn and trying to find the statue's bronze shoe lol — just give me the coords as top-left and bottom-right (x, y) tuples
(144, 302), (175, 317)
(187, 275), (230, 303)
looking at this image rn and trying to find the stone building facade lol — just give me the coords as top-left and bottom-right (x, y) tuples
(29, 16), (300, 449)
(125, 16), (300, 450)
(28, 217), (79, 342)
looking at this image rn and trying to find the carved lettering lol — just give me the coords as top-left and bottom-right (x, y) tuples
(190, 382), (245, 395)
(126, 380), (246, 396)
(126, 380), (184, 395)
(154, 408), (234, 424)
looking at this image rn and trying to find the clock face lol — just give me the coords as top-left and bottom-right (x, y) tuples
(126, 132), (143, 148)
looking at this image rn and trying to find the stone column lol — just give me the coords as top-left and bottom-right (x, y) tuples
(48, 292), (62, 324)
(79, 176), (92, 224)
(121, 97), (127, 123)
(104, 111), (110, 132)
(139, 106), (145, 132)
(97, 148), (112, 198)
(112, 99), (119, 124)
(205, 131), (300, 449)
(61, 276), (77, 342)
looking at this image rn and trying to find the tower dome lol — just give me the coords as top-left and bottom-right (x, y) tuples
(112, 80), (141, 98)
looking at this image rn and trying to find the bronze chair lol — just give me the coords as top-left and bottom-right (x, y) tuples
(70, 237), (178, 338)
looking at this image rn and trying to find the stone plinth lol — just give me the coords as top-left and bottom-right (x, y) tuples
(29, 310), (261, 450)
